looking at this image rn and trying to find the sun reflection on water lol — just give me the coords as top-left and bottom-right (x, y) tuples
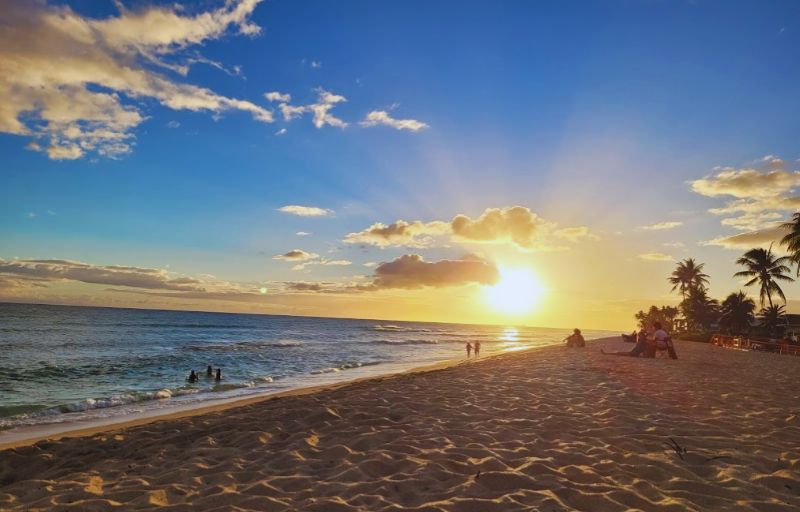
(498, 327), (532, 352)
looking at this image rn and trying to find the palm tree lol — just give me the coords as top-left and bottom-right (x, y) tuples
(680, 287), (719, 331)
(758, 304), (787, 336)
(668, 258), (710, 299)
(780, 212), (800, 275)
(734, 246), (794, 308)
(719, 291), (755, 334)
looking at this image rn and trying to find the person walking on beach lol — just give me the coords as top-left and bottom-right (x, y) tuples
(474, 340), (481, 357)
(466, 342), (473, 358)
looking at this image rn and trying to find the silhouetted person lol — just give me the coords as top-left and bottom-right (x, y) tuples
(215, 368), (222, 382)
(603, 329), (649, 357)
(206, 365), (213, 378)
(565, 328), (585, 348)
(466, 342), (473, 358)
(474, 340), (481, 357)
(188, 370), (198, 383)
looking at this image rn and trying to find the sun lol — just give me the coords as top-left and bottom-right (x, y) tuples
(484, 266), (546, 316)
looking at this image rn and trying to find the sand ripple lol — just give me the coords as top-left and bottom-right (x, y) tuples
(1, 339), (799, 510)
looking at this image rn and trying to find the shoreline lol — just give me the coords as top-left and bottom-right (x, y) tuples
(0, 337), (607, 451)
(2, 336), (799, 510)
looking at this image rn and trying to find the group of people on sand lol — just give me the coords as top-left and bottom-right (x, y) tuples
(188, 365), (222, 383)
(465, 340), (481, 358)
(605, 322), (678, 359)
(562, 324), (678, 359)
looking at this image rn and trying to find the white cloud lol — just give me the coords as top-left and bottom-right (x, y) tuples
(166, 120), (180, 129)
(0, 0), (272, 160)
(637, 221), (683, 231)
(296, 231), (312, 236)
(344, 206), (595, 251)
(277, 205), (333, 217)
(360, 110), (428, 132)
(275, 128), (287, 136)
(265, 91), (291, 103)
(345, 220), (450, 248)
(691, 156), (800, 233)
(273, 88), (347, 128)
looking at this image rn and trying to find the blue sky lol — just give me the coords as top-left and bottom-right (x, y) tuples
(1, 0), (799, 328)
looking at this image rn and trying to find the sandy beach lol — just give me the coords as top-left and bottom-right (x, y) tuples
(1, 337), (799, 511)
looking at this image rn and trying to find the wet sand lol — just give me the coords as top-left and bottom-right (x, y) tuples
(1, 337), (799, 511)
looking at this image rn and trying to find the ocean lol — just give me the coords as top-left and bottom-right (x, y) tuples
(0, 303), (614, 432)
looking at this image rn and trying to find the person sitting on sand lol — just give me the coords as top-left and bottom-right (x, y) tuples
(188, 370), (198, 383)
(474, 340), (481, 357)
(565, 328), (585, 348)
(206, 365), (213, 378)
(466, 342), (472, 358)
(215, 368), (222, 382)
(651, 322), (678, 359)
(603, 329), (650, 357)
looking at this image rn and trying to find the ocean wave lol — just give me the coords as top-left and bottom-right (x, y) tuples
(186, 340), (304, 352)
(372, 324), (440, 333)
(311, 361), (381, 374)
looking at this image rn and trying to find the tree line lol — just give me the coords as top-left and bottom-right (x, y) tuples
(634, 213), (800, 337)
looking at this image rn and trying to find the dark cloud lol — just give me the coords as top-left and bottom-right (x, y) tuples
(369, 254), (499, 290)
(0, 258), (204, 291)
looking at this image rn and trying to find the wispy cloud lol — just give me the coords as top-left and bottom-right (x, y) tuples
(638, 252), (673, 262)
(700, 223), (790, 250)
(273, 250), (319, 262)
(0, 0), (272, 160)
(277, 205), (333, 217)
(360, 110), (428, 132)
(274, 88), (347, 129)
(637, 221), (683, 231)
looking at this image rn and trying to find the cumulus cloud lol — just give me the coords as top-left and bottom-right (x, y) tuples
(344, 206), (595, 250)
(360, 110), (428, 132)
(344, 220), (450, 248)
(637, 221), (683, 231)
(368, 254), (498, 289)
(277, 205), (333, 217)
(273, 250), (319, 262)
(450, 207), (550, 249)
(0, 0), (273, 160)
(638, 253), (673, 262)
(691, 157), (800, 232)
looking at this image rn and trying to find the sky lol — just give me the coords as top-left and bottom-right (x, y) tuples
(1, 0), (799, 330)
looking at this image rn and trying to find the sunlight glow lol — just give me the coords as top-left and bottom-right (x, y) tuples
(484, 267), (546, 316)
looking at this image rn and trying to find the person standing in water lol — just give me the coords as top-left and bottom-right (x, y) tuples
(206, 365), (213, 378)
(474, 340), (481, 357)
(215, 368), (222, 382)
(466, 342), (473, 358)
(187, 370), (198, 383)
